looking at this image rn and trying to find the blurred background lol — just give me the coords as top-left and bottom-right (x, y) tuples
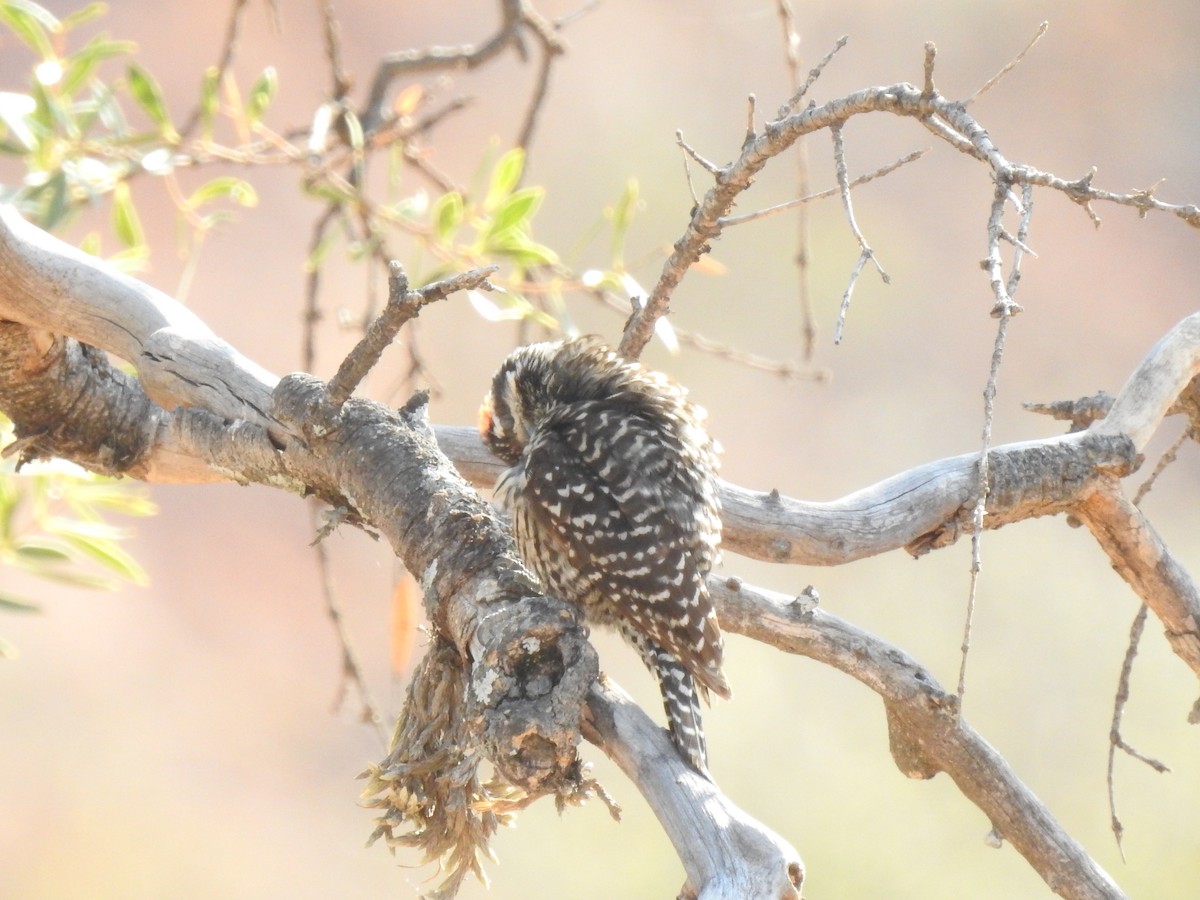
(2, 1), (1200, 897)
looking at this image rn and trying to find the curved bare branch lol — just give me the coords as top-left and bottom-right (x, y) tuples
(618, 74), (1200, 360)
(712, 577), (1125, 900)
(584, 683), (804, 900)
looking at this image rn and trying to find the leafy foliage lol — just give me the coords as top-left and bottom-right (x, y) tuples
(0, 415), (155, 656)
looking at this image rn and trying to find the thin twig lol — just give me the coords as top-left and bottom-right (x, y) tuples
(309, 502), (388, 745)
(831, 124), (888, 275)
(1005, 183), (1034, 304)
(970, 21), (1050, 106)
(833, 252), (869, 346)
(675, 325), (829, 381)
(676, 132), (700, 207)
(983, 177), (1025, 317)
(516, 40), (556, 151)
(360, 0), (529, 132)
(958, 178), (1033, 703)
(320, 0), (352, 100)
(775, 0), (802, 83)
(303, 205), (340, 373)
(922, 42), (937, 97)
(676, 131), (723, 176)
(1105, 602), (1171, 860)
(831, 123), (890, 344)
(744, 94), (758, 146)
(1104, 432), (1182, 854)
(554, 0), (602, 29)
(774, 0), (817, 359)
(178, 0), (251, 138)
(589, 283), (827, 380)
(957, 310), (1011, 703)
(621, 72), (1200, 362)
(1132, 429), (1189, 506)
(776, 34), (848, 118)
(324, 263), (499, 411)
(720, 149), (927, 227)
(514, 1), (568, 152)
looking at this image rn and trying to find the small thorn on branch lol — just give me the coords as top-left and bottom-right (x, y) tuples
(1024, 391), (1115, 432)
(719, 148), (927, 228)
(998, 227), (1038, 257)
(1131, 178), (1167, 218)
(777, 34), (848, 118)
(923, 41), (937, 98)
(969, 21), (1049, 105)
(676, 130), (722, 177)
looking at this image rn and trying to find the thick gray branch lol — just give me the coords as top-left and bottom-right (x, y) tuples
(713, 577), (1125, 900)
(1074, 480), (1200, 694)
(584, 683), (804, 900)
(619, 79), (1199, 359)
(0, 208), (792, 888)
(1, 191), (1198, 900)
(0, 205), (278, 430)
(436, 424), (1137, 564)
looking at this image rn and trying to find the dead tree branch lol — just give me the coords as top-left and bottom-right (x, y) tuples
(2, 43), (1199, 896)
(323, 262), (498, 411)
(360, 0), (567, 137)
(617, 63), (1200, 361)
(585, 682), (805, 900)
(0, 206), (800, 895)
(712, 577), (1125, 900)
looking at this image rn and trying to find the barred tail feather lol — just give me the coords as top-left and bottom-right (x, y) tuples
(649, 646), (710, 776)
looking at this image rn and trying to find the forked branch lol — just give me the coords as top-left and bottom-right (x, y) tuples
(618, 42), (1199, 360)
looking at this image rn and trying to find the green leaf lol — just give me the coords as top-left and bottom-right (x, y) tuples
(490, 232), (558, 269)
(198, 66), (219, 138)
(65, 480), (156, 517)
(609, 178), (639, 265)
(14, 539), (72, 563)
(77, 231), (101, 256)
(20, 565), (116, 590)
(483, 147), (524, 211)
(30, 78), (78, 142)
(187, 176), (258, 209)
(62, 35), (137, 96)
(0, 501), (17, 545)
(60, 2), (107, 32)
(246, 66), (277, 125)
(0, 592), (39, 614)
(485, 186), (542, 240)
(24, 169), (70, 230)
(110, 182), (144, 249)
(303, 178), (355, 205)
(105, 243), (149, 274)
(0, 2), (57, 57)
(61, 532), (147, 585)
(342, 108), (363, 152)
(303, 227), (338, 274)
(431, 191), (463, 243)
(126, 63), (177, 141)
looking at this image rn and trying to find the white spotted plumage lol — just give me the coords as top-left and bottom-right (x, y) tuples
(480, 336), (728, 775)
